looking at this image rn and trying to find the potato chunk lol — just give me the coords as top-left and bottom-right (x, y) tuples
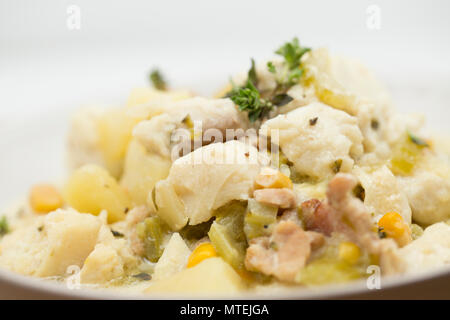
(144, 257), (244, 295)
(121, 139), (171, 207)
(152, 233), (191, 281)
(354, 165), (411, 224)
(64, 164), (131, 223)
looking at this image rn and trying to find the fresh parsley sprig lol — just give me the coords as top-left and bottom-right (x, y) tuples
(275, 37), (310, 70)
(228, 80), (274, 123)
(270, 37), (311, 90)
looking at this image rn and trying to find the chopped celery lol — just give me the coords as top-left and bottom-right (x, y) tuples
(411, 223), (424, 240)
(296, 258), (362, 286)
(244, 199), (278, 240)
(136, 216), (169, 263)
(389, 132), (428, 176)
(296, 237), (372, 286)
(208, 201), (248, 270)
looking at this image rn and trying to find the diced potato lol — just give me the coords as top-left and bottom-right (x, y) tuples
(126, 87), (191, 108)
(29, 184), (63, 213)
(144, 257), (244, 294)
(64, 164), (131, 223)
(80, 243), (124, 284)
(153, 233), (191, 280)
(127, 88), (160, 108)
(97, 108), (143, 178)
(121, 139), (171, 207)
(154, 180), (188, 231)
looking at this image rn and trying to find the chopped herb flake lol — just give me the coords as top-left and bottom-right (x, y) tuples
(353, 184), (365, 201)
(111, 229), (124, 238)
(408, 132), (429, 148)
(0, 216), (9, 237)
(378, 227), (387, 239)
(332, 159), (343, 173)
(149, 69), (167, 91)
(228, 80), (274, 122)
(371, 119), (379, 130)
(309, 117), (318, 126)
(132, 273), (152, 281)
(267, 61), (276, 74)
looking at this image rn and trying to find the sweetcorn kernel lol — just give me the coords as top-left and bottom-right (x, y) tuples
(338, 242), (360, 265)
(378, 212), (412, 247)
(255, 168), (293, 190)
(187, 243), (217, 268)
(30, 184), (63, 213)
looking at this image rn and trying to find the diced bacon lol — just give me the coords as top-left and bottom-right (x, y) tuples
(245, 221), (311, 282)
(254, 188), (296, 208)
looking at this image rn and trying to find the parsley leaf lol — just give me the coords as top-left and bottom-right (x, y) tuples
(228, 80), (273, 122)
(408, 131), (429, 148)
(267, 61), (276, 74)
(0, 216), (9, 237)
(149, 69), (167, 91)
(268, 37), (311, 90)
(275, 37), (310, 70)
(247, 58), (258, 86)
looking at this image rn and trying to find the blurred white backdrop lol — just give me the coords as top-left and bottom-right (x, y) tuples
(0, 0), (449, 203)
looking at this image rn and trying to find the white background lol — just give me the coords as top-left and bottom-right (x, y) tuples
(0, 0), (449, 204)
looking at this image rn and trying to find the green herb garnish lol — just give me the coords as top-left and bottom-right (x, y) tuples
(267, 61), (276, 74)
(0, 216), (9, 237)
(228, 80), (274, 122)
(331, 159), (343, 173)
(275, 37), (311, 70)
(247, 58), (258, 86)
(270, 37), (311, 89)
(149, 69), (167, 91)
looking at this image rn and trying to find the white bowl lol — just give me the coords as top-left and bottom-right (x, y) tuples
(1, 0), (449, 299)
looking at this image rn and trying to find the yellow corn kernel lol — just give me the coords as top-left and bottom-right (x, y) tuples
(338, 241), (360, 265)
(255, 168), (293, 190)
(187, 243), (217, 268)
(378, 212), (412, 247)
(30, 184), (63, 214)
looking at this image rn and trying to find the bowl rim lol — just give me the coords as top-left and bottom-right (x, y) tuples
(0, 263), (449, 300)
